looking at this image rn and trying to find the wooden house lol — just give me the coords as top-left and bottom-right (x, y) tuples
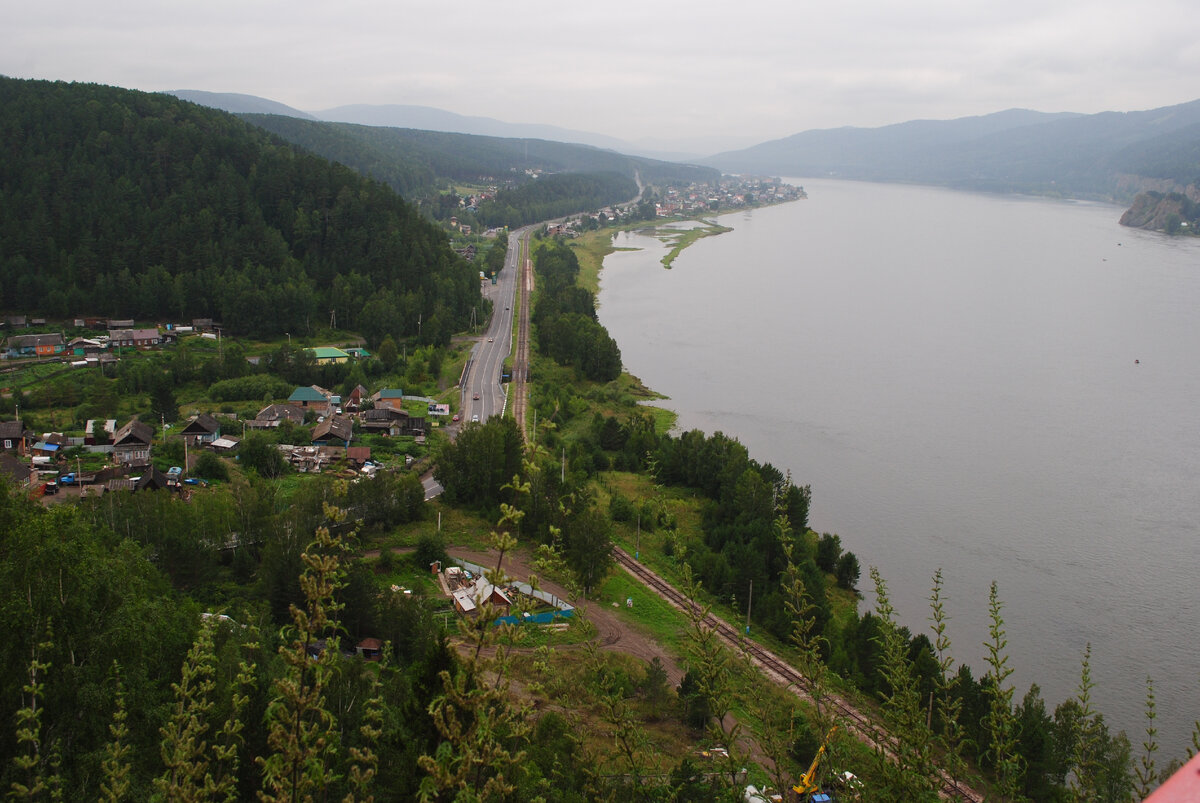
(181, 413), (221, 446)
(112, 419), (154, 465)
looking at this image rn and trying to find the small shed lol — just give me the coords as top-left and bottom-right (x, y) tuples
(355, 638), (384, 661)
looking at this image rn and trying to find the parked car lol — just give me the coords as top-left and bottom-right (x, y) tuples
(42, 481), (58, 495)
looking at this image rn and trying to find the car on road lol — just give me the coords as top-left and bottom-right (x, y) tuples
(471, 414), (479, 423)
(473, 392), (480, 400)
(452, 414), (460, 422)
(487, 337), (493, 343)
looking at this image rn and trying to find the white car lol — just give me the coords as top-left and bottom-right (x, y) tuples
(471, 414), (479, 423)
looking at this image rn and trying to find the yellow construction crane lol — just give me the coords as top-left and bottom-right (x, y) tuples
(792, 725), (837, 799)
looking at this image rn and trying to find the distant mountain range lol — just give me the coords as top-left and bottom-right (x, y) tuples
(165, 90), (717, 161)
(702, 101), (1200, 203)
(168, 89), (1200, 223)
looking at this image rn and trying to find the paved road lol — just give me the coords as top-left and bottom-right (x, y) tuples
(425, 228), (528, 502)
(462, 227), (528, 423)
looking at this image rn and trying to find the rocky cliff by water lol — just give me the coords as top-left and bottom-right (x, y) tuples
(1119, 184), (1200, 232)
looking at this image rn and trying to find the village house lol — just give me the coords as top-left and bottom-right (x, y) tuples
(247, 403), (304, 429)
(344, 384), (367, 412)
(288, 385), (333, 415)
(311, 416), (353, 448)
(4, 332), (66, 359)
(450, 578), (513, 617)
(108, 328), (162, 349)
(308, 347), (350, 365)
(370, 388), (405, 410)
(134, 468), (174, 492)
(180, 413), (221, 446)
(68, 337), (107, 356)
(84, 419), (118, 445)
(359, 407), (427, 437)
(345, 446), (371, 467)
(31, 433), (68, 459)
(358, 407), (405, 436)
(0, 420), (30, 453)
(0, 453), (36, 489)
(111, 419), (155, 465)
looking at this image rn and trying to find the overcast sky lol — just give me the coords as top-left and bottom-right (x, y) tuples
(6, 0), (1199, 151)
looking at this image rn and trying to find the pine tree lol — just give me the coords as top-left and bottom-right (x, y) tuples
(345, 661), (384, 803)
(927, 569), (971, 790)
(156, 616), (219, 802)
(208, 644), (257, 803)
(679, 561), (744, 797)
(869, 568), (938, 801)
(258, 502), (350, 802)
(982, 581), (1020, 799)
(99, 663), (132, 803)
(1134, 675), (1158, 798)
(10, 631), (55, 801)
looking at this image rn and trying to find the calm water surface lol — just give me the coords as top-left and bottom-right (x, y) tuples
(597, 178), (1200, 755)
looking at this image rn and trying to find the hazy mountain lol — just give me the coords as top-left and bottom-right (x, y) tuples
(239, 113), (719, 200)
(314, 103), (635, 152)
(703, 101), (1200, 202)
(166, 89), (317, 119)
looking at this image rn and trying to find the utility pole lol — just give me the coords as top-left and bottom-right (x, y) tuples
(745, 579), (753, 635)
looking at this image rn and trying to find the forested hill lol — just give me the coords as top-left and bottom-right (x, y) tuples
(239, 114), (717, 211)
(0, 77), (480, 341)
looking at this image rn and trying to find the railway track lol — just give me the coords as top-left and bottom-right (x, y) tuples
(611, 546), (984, 802)
(512, 232), (533, 443)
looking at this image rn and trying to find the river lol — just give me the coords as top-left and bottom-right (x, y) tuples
(596, 178), (1200, 757)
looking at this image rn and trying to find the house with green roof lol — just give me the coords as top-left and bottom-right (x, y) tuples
(371, 388), (405, 410)
(308, 347), (350, 364)
(288, 386), (331, 413)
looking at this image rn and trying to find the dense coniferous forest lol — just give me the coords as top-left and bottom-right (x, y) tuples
(531, 241), (623, 381)
(0, 77), (479, 343)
